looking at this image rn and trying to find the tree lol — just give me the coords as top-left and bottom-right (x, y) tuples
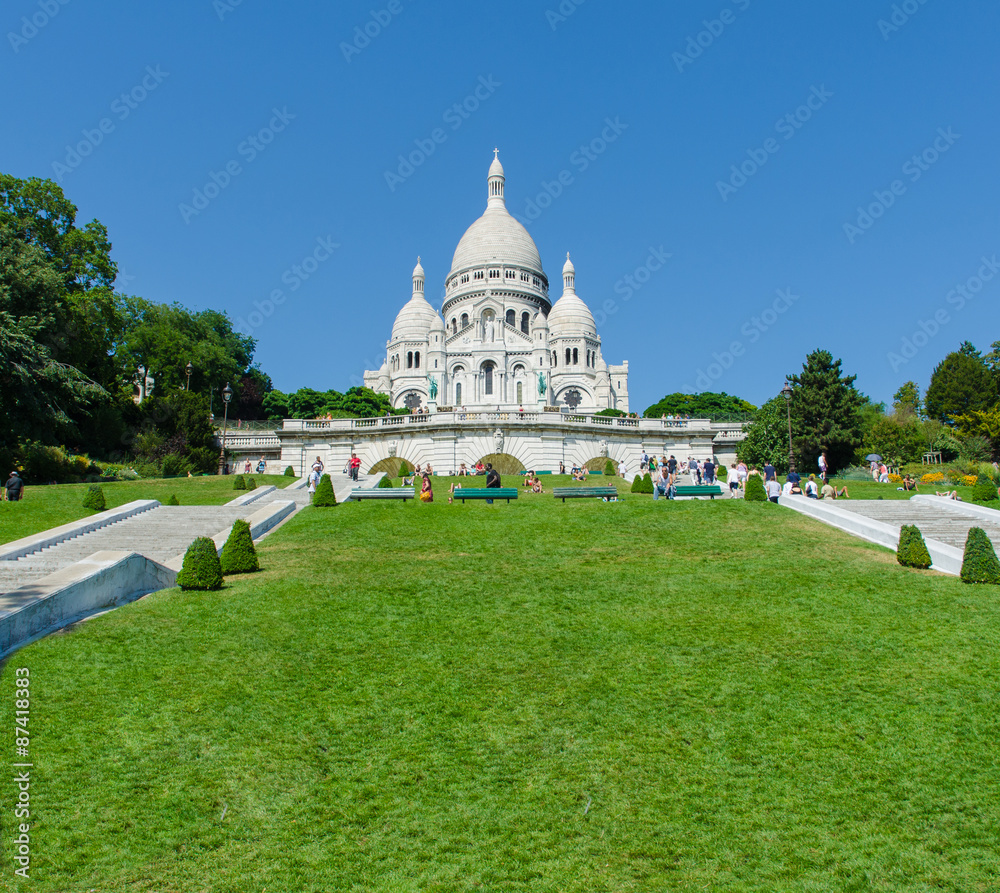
(736, 396), (790, 472)
(644, 391), (756, 419)
(892, 381), (922, 418)
(925, 346), (997, 423)
(788, 349), (865, 475)
(863, 414), (926, 465)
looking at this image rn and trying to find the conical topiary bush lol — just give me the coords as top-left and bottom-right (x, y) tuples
(745, 475), (767, 502)
(176, 537), (224, 591)
(167, 494), (180, 506)
(378, 475), (394, 488)
(630, 473), (643, 493)
(312, 473), (337, 506)
(972, 475), (998, 503)
(220, 519), (259, 574)
(284, 465), (296, 477)
(245, 476), (257, 491)
(398, 460), (411, 477)
(639, 473), (654, 494)
(82, 485), (106, 512)
(897, 524), (932, 569)
(960, 527), (1000, 584)
(233, 475), (246, 491)
(604, 459), (616, 476)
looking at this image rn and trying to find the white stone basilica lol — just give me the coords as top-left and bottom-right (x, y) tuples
(363, 152), (629, 413)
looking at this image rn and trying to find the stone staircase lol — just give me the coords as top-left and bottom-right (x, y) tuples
(830, 499), (1000, 552)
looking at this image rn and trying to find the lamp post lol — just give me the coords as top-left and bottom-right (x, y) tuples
(185, 362), (193, 391)
(781, 381), (795, 474)
(217, 382), (233, 475)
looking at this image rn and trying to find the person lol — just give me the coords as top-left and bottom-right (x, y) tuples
(448, 481), (462, 503)
(244, 458), (251, 474)
(618, 460), (626, 477)
(307, 467), (320, 501)
(935, 490), (962, 500)
(648, 455), (657, 475)
(703, 458), (715, 485)
(653, 466), (672, 500)
(425, 463), (433, 475)
(349, 453), (361, 481)
(667, 455), (677, 477)
(821, 481), (849, 499)
(485, 463), (501, 503)
(786, 468), (800, 487)
(419, 472), (433, 502)
(518, 405), (524, 416)
(458, 463), (468, 476)
(765, 477), (781, 503)
(901, 474), (918, 492)
(256, 456), (266, 475)
(878, 463), (889, 483)
(523, 471), (535, 488)
(312, 456), (324, 474)
(531, 476), (543, 494)
(572, 468), (586, 481)
(818, 451), (829, 483)
(559, 461), (565, 475)
(5, 471), (24, 502)
(763, 461), (776, 483)
(805, 475), (819, 498)
(870, 460), (879, 481)
(640, 451), (649, 471)
(727, 463), (740, 496)
(781, 479), (794, 497)
(475, 461), (485, 475)
(693, 460), (702, 485)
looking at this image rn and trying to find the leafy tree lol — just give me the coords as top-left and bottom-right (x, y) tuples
(952, 406), (1000, 460)
(264, 385), (397, 421)
(925, 346), (997, 423)
(863, 414), (926, 465)
(788, 349), (865, 475)
(892, 381), (922, 418)
(125, 391), (218, 474)
(644, 391), (756, 419)
(736, 396), (790, 473)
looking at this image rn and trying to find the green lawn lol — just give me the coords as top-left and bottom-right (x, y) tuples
(2, 492), (999, 891)
(0, 475), (295, 545)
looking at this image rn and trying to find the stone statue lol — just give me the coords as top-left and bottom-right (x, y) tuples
(599, 439), (609, 457)
(429, 375), (438, 399)
(494, 428), (504, 453)
(485, 318), (495, 343)
(388, 440), (397, 457)
(538, 372), (546, 396)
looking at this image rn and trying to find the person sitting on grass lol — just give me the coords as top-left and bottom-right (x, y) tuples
(805, 475), (819, 498)
(935, 490), (962, 500)
(901, 474), (918, 492)
(820, 481), (850, 499)
(572, 468), (586, 481)
(448, 481), (461, 504)
(419, 472), (433, 503)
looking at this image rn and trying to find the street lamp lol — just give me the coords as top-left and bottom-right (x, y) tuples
(217, 382), (233, 475)
(781, 381), (795, 474)
(185, 362), (193, 391)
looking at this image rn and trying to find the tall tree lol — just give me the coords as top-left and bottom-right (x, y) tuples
(892, 381), (922, 419)
(736, 396), (791, 472)
(924, 346), (996, 423)
(643, 391), (756, 419)
(788, 349), (865, 474)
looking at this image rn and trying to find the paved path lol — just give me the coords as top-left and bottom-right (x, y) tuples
(831, 498), (1000, 552)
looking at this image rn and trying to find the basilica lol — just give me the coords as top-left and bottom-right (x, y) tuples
(363, 152), (629, 413)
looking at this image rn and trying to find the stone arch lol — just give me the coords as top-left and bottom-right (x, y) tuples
(475, 452), (525, 474)
(368, 456), (409, 476)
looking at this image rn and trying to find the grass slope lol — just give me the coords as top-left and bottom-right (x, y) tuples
(0, 475), (293, 546)
(2, 495), (999, 891)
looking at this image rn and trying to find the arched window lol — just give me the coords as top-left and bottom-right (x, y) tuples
(565, 348), (571, 365)
(521, 312), (529, 334)
(552, 350), (557, 367)
(573, 348), (579, 365)
(506, 309), (515, 327)
(455, 382), (462, 405)
(482, 361), (495, 396)
(415, 351), (420, 369)
(516, 381), (523, 403)
(461, 313), (469, 328)
(407, 352), (413, 369)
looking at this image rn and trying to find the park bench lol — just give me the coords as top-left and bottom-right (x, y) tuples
(453, 487), (519, 504)
(672, 485), (724, 500)
(349, 488), (414, 502)
(553, 486), (619, 503)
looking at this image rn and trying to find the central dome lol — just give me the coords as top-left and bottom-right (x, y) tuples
(447, 150), (545, 279)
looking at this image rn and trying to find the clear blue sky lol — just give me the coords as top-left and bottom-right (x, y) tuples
(3, 0), (999, 412)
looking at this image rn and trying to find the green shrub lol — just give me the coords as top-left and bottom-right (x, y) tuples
(167, 494), (180, 506)
(220, 519), (259, 574)
(972, 475), (998, 503)
(978, 462), (1000, 487)
(82, 485), (106, 512)
(745, 475), (767, 502)
(284, 465), (296, 477)
(896, 524), (932, 569)
(377, 476), (394, 488)
(960, 527), (1000, 584)
(640, 473), (654, 494)
(161, 454), (193, 477)
(245, 476), (257, 491)
(312, 473), (337, 507)
(630, 474), (643, 493)
(398, 460), (411, 477)
(233, 475), (246, 491)
(604, 459), (616, 476)
(176, 537), (224, 591)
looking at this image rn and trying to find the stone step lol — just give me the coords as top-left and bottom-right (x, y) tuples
(831, 500), (1000, 551)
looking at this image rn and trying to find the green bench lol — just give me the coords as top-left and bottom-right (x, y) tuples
(454, 487), (519, 503)
(672, 485), (724, 499)
(349, 488), (414, 502)
(553, 486), (619, 502)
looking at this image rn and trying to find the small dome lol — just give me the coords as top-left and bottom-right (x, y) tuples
(450, 210), (544, 274)
(547, 293), (596, 337)
(391, 294), (440, 342)
(489, 149), (504, 179)
(562, 253), (575, 276)
(412, 257), (425, 279)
